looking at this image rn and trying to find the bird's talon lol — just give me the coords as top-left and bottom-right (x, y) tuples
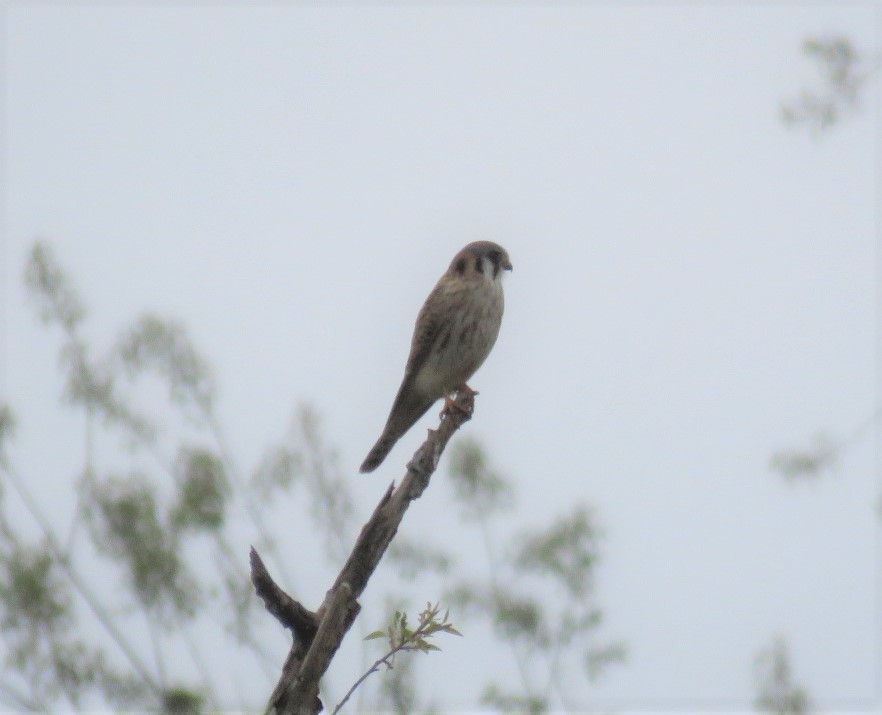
(457, 384), (479, 399)
(444, 390), (474, 418)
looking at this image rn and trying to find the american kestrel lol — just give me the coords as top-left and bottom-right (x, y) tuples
(360, 241), (512, 473)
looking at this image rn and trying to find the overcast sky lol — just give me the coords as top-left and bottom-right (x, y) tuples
(2, 3), (878, 712)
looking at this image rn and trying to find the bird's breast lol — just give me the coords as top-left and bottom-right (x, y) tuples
(413, 277), (504, 397)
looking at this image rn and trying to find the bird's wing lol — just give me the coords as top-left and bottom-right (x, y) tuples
(402, 280), (449, 383)
(379, 282), (448, 432)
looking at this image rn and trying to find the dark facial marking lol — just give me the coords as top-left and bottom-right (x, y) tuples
(486, 249), (502, 277)
(455, 258), (466, 275)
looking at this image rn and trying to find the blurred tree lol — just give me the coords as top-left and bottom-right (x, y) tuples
(0, 241), (623, 712)
(754, 637), (812, 715)
(773, 29), (877, 481)
(762, 35), (876, 711)
(781, 35), (877, 134)
(777, 32), (879, 477)
(443, 439), (626, 713)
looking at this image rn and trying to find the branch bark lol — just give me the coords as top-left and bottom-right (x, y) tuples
(251, 388), (477, 715)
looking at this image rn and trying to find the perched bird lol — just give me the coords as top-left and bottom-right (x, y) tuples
(360, 241), (512, 473)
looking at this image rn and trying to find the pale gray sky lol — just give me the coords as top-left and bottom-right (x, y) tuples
(2, 3), (878, 712)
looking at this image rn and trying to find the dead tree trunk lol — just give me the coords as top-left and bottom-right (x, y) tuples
(250, 389), (477, 715)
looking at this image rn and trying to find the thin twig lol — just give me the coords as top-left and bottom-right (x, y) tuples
(333, 653), (392, 713)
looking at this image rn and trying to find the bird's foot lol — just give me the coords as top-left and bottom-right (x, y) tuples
(456, 384), (478, 400)
(441, 384), (478, 419)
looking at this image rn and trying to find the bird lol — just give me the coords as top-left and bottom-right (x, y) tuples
(360, 240), (512, 473)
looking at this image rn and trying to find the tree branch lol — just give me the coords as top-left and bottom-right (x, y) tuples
(251, 388), (476, 715)
(250, 549), (319, 640)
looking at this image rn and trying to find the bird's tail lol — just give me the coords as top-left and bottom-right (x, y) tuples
(359, 432), (398, 473)
(359, 379), (437, 472)
(360, 392), (436, 473)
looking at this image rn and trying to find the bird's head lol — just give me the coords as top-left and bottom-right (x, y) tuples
(449, 241), (513, 281)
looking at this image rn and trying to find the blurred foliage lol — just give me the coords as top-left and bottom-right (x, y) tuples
(782, 35), (875, 134)
(515, 505), (599, 596)
(251, 442), (302, 500)
(85, 473), (197, 619)
(296, 405), (355, 558)
(171, 447), (230, 532)
(448, 437), (514, 519)
(376, 645), (417, 715)
(0, 405), (13, 501)
(25, 242), (154, 441)
(773, 30), (874, 698)
(0, 404), (16, 454)
(771, 409), (878, 486)
(118, 315), (216, 414)
(161, 687), (206, 715)
(443, 438), (626, 711)
(0, 537), (147, 710)
(0, 543), (72, 664)
(480, 684), (547, 715)
(252, 404), (355, 561)
(754, 637), (812, 715)
(0, 241), (290, 710)
(770, 434), (836, 482)
(23, 242), (85, 330)
(387, 538), (453, 579)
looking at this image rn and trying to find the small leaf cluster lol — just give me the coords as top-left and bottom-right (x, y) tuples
(334, 603), (461, 714)
(364, 602), (462, 660)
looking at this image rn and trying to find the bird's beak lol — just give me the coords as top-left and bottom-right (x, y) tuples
(503, 257), (513, 272)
